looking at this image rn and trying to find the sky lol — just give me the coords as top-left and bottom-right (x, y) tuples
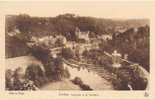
(0, 1), (155, 19)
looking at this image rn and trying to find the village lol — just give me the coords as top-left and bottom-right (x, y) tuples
(27, 27), (113, 59)
(6, 26), (149, 91)
(5, 14), (149, 91)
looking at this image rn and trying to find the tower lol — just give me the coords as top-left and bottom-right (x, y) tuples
(112, 50), (122, 68)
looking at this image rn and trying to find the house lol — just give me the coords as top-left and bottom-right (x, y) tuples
(56, 35), (67, 45)
(75, 27), (90, 42)
(7, 28), (20, 37)
(115, 26), (127, 33)
(103, 34), (112, 40)
(98, 34), (112, 41)
(31, 36), (38, 42)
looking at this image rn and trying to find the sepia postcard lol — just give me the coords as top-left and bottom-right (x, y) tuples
(0, 1), (155, 100)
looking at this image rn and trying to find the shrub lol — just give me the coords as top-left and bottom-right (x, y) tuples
(5, 69), (14, 90)
(112, 66), (148, 90)
(72, 77), (83, 85)
(30, 45), (51, 63)
(25, 64), (47, 87)
(71, 77), (93, 90)
(44, 57), (71, 81)
(61, 48), (74, 59)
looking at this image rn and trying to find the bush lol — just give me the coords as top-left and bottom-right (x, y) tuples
(61, 48), (74, 59)
(30, 45), (51, 63)
(13, 67), (39, 90)
(72, 77), (83, 85)
(25, 64), (47, 87)
(44, 57), (71, 81)
(5, 69), (14, 90)
(112, 66), (148, 90)
(129, 65), (148, 90)
(71, 77), (93, 90)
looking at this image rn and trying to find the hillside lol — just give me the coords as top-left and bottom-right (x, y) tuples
(109, 25), (149, 71)
(6, 14), (149, 40)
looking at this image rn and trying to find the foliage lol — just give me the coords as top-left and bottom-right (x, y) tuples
(5, 14), (149, 90)
(30, 45), (51, 63)
(5, 69), (14, 90)
(111, 66), (148, 90)
(25, 64), (47, 87)
(82, 49), (111, 65)
(6, 14), (149, 70)
(6, 67), (39, 90)
(6, 14), (149, 41)
(5, 35), (30, 58)
(82, 48), (148, 90)
(112, 25), (149, 71)
(71, 77), (93, 90)
(61, 48), (74, 59)
(44, 57), (70, 81)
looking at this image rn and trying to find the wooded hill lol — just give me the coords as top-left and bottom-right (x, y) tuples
(6, 14), (149, 40)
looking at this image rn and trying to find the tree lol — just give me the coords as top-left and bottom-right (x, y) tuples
(30, 45), (51, 63)
(25, 64), (47, 87)
(61, 48), (74, 59)
(5, 69), (14, 90)
(16, 14), (31, 33)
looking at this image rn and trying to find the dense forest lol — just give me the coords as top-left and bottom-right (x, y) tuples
(6, 14), (149, 39)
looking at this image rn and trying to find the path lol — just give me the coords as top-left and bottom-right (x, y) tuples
(41, 79), (81, 90)
(63, 59), (114, 90)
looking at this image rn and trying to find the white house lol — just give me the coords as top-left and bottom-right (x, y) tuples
(56, 35), (67, 45)
(75, 27), (90, 42)
(99, 34), (112, 41)
(7, 29), (20, 37)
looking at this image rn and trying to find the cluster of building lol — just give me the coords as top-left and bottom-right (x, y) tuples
(71, 27), (112, 55)
(27, 27), (114, 59)
(29, 34), (67, 48)
(75, 27), (112, 43)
